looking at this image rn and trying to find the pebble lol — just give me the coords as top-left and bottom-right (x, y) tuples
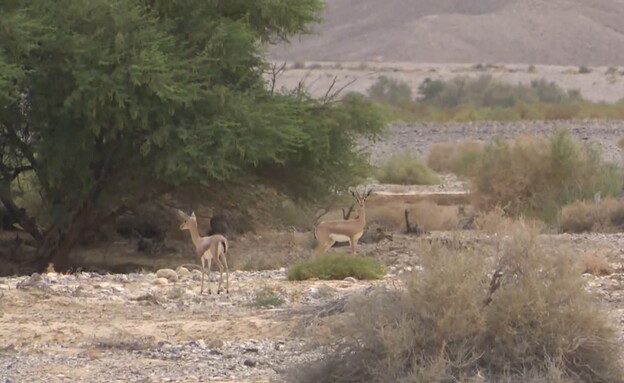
(176, 267), (192, 278)
(153, 277), (169, 286)
(156, 269), (179, 283)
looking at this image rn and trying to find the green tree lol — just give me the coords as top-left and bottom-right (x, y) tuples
(0, 0), (384, 271)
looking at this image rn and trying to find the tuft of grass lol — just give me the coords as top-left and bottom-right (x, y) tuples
(377, 149), (440, 185)
(582, 252), (613, 276)
(248, 287), (285, 308)
(287, 252), (384, 281)
(289, 221), (624, 382)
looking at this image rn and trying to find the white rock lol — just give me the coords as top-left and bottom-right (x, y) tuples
(156, 269), (179, 283)
(176, 266), (192, 278)
(153, 277), (169, 286)
(343, 277), (357, 283)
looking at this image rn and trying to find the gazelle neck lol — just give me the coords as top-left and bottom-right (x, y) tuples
(356, 204), (366, 224)
(187, 219), (201, 248)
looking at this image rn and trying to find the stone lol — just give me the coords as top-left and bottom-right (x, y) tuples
(156, 269), (179, 283)
(176, 266), (192, 278)
(153, 277), (169, 286)
(343, 277), (357, 282)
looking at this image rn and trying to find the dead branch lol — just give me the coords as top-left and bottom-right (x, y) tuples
(404, 209), (424, 235)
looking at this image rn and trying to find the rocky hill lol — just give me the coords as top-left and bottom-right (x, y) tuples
(270, 0), (624, 65)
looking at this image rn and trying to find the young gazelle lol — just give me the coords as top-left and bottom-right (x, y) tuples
(312, 188), (372, 257)
(178, 210), (229, 295)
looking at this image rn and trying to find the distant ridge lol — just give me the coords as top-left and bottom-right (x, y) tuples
(269, 0), (624, 66)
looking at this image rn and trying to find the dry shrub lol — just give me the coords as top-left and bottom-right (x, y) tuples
(427, 140), (484, 175)
(377, 149), (441, 185)
(426, 142), (455, 172)
(473, 205), (518, 235)
(561, 198), (624, 233)
(366, 198), (460, 231)
(290, 221), (624, 383)
(582, 252), (613, 276)
(471, 129), (622, 224)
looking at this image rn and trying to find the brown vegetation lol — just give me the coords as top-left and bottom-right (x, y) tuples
(290, 221), (624, 382)
(469, 129), (622, 223)
(560, 198), (624, 233)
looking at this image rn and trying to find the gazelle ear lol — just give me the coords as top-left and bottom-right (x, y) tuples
(191, 211), (196, 218)
(177, 210), (189, 220)
(366, 188), (373, 197)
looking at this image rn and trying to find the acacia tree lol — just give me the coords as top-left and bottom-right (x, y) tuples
(0, 0), (384, 271)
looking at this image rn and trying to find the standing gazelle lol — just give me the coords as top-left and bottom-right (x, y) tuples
(178, 210), (229, 295)
(312, 188), (372, 257)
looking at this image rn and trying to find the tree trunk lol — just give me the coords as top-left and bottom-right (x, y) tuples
(45, 205), (95, 272)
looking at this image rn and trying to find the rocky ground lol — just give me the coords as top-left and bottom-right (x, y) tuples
(3, 228), (624, 382)
(364, 120), (624, 165)
(4, 119), (624, 382)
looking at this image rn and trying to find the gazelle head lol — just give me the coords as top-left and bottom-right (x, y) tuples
(177, 210), (196, 231)
(350, 188), (373, 208)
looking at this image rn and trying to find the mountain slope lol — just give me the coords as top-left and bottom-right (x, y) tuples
(269, 0), (624, 65)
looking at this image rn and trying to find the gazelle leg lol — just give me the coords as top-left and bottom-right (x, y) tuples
(221, 253), (230, 294)
(205, 253), (213, 295)
(215, 257), (224, 294)
(200, 256), (206, 295)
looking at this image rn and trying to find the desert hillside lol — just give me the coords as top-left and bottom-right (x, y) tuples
(270, 0), (624, 65)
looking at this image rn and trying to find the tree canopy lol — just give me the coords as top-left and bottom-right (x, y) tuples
(0, 0), (384, 271)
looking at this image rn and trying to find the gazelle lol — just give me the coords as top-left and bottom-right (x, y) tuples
(312, 188), (372, 257)
(177, 210), (229, 295)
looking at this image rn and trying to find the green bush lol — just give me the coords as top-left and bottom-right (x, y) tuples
(287, 252), (384, 281)
(290, 223), (624, 382)
(417, 75), (580, 109)
(470, 129), (622, 223)
(377, 149), (440, 185)
(367, 75), (413, 106)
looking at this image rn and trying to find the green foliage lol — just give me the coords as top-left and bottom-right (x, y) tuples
(470, 129), (623, 223)
(0, 0), (384, 270)
(417, 75), (581, 108)
(367, 75), (624, 122)
(290, 224), (624, 382)
(376, 149), (440, 185)
(287, 252), (384, 281)
(367, 75), (413, 106)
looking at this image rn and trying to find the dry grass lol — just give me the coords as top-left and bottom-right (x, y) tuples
(560, 198), (624, 233)
(290, 221), (624, 382)
(473, 205), (520, 235)
(581, 252), (613, 276)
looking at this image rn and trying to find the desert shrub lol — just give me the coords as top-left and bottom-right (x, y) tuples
(367, 76), (413, 106)
(290, 222), (624, 382)
(527, 64), (538, 74)
(579, 65), (592, 74)
(287, 252), (384, 281)
(560, 198), (624, 233)
(470, 129), (622, 223)
(377, 150), (440, 185)
(427, 140), (485, 175)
